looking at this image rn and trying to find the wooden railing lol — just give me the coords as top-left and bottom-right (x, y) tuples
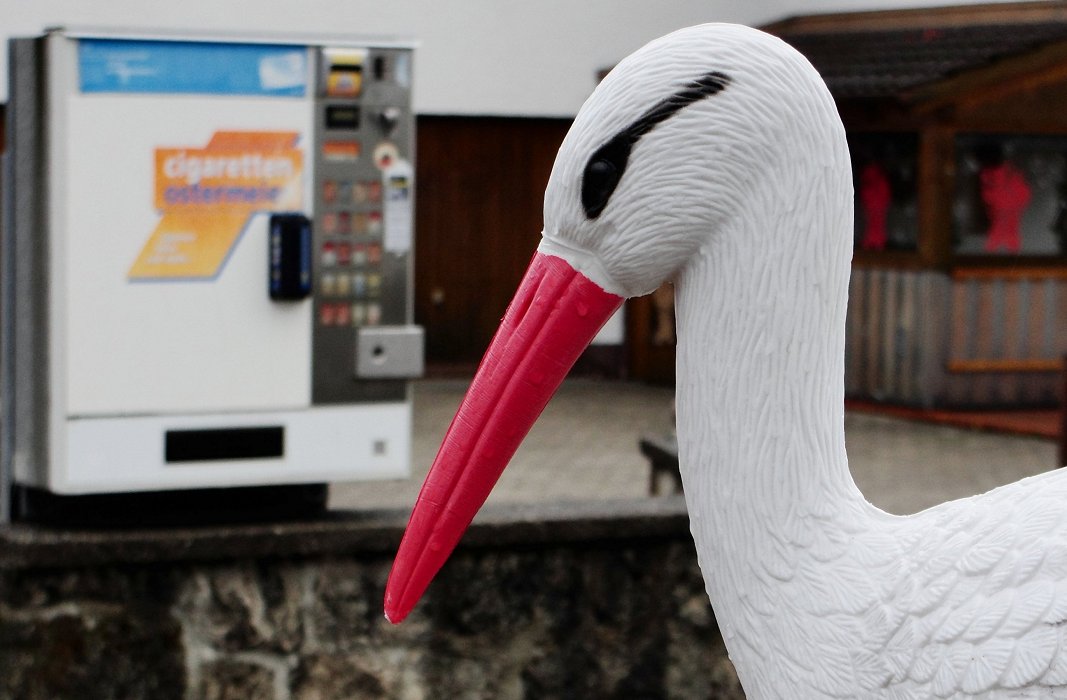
(947, 358), (1064, 373)
(945, 267), (1066, 404)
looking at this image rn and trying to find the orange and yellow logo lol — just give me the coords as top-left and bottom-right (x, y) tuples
(129, 131), (303, 280)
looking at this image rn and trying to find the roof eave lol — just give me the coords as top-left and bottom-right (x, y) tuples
(762, 1), (1067, 36)
(902, 36), (1067, 113)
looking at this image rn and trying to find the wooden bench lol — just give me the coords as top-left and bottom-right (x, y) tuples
(640, 433), (682, 496)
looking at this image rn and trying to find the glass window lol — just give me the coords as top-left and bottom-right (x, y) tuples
(849, 133), (919, 253)
(954, 134), (1067, 256)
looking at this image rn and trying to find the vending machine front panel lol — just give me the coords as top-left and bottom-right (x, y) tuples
(3, 30), (421, 496)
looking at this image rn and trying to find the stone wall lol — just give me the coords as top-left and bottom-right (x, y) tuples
(0, 498), (743, 699)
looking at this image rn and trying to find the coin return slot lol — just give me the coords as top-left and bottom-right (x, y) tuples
(355, 326), (424, 379)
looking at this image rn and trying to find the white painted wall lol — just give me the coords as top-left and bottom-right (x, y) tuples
(0, 0), (1022, 114)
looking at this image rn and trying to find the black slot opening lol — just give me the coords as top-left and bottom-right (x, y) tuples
(165, 427), (284, 463)
(325, 104), (360, 130)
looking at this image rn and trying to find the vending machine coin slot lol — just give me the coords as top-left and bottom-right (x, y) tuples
(377, 107), (401, 136)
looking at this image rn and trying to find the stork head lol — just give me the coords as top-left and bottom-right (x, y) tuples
(539, 22), (829, 298)
(384, 23), (833, 623)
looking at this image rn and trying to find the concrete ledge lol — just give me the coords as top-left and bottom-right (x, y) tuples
(0, 496), (691, 569)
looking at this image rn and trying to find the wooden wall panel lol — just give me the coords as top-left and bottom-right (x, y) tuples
(864, 270), (883, 393)
(414, 116), (571, 366)
(845, 272), (865, 395)
(846, 267), (949, 406)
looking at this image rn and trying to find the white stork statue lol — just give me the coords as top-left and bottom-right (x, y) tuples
(385, 24), (1067, 698)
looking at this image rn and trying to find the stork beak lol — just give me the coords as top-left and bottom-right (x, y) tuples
(384, 251), (623, 623)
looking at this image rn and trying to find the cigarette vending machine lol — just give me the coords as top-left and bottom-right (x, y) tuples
(2, 29), (422, 517)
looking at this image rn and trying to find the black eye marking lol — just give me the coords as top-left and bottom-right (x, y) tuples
(581, 71), (732, 219)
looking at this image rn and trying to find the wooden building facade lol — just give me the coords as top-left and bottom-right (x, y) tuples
(631, 3), (1067, 407)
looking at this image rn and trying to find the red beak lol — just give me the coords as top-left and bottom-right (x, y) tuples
(384, 251), (623, 623)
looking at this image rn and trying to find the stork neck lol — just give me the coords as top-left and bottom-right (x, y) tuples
(673, 138), (863, 524)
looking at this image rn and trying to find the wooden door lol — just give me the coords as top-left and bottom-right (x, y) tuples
(414, 116), (571, 367)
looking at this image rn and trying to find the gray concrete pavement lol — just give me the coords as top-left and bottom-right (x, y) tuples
(329, 379), (1060, 516)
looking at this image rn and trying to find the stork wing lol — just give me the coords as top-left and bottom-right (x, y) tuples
(732, 467), (1067, 697)
(873, 466), (1067, 697)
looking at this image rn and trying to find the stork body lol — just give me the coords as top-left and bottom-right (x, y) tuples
(387, 24), (1067, 698)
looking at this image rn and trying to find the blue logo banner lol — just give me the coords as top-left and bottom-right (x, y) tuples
(78, 39), (308, 97)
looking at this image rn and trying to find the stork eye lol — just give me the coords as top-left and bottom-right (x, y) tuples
(581, 147), (626, 219)
(579, 70), (731, 220)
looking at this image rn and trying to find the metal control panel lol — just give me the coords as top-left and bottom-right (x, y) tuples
(311, 47), (419, 404)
